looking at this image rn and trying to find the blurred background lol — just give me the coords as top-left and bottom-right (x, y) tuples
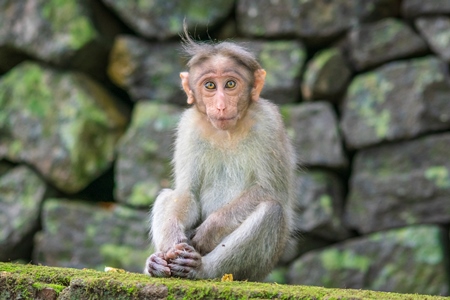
(1, 0), (450, 296)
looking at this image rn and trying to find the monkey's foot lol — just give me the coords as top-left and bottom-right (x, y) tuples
(166, 243), (202, 279)
(145, 252), (171, 277)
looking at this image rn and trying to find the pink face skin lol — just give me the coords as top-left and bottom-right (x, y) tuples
(180, 55), (266, 132)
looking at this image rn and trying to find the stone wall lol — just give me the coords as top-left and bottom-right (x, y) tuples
(0, 0), (449, 296)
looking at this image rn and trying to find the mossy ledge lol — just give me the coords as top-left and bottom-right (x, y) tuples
(0, 262), (446, 300)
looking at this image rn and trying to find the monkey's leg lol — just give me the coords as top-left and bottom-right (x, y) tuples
(203, 200), (287, 281)
(170, 200), (288, 281)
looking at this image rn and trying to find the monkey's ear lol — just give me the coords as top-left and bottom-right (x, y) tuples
(251, 69), (266, 102)
(180, 72), (195, 104)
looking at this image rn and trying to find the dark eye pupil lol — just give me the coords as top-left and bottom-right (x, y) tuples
(205, 82), (215, 89)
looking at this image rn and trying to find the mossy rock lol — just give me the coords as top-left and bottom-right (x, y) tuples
(0, 262), (447, 299)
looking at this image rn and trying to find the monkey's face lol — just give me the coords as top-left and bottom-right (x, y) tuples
(181, 56), (255, 131)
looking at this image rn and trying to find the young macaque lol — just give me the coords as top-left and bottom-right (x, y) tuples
(144, 30), (296, 281)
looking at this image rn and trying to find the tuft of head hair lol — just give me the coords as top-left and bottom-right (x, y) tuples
(180, 23), (262, 73)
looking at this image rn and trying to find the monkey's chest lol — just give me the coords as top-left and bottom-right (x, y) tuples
(195, 152), (254, 218)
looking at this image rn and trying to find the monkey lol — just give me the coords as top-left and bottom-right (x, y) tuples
(144, 31), (296, 281)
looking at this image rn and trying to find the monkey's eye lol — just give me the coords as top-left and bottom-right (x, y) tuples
(226, 80), (236, 89)
(205, 82), (216, 89)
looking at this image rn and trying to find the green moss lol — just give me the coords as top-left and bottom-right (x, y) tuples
(0, 262), (447, 299)
(304, 48), (339, 87)
(0, 63), (52, 119)
(279, 105), (293, 123)
(132, 102), (180, 130)
(319, 195), (333, 215)
(279, 105), (297, 140)
(41, 0), (96, 50)
(373, 109), (391, 138)
(31, 282), (65, 293)
(425, 166), (450, 189)
(348, 73), (393, 139)
(400, 227), (443, 265)
(258, 41), (305, 86)
(370, 19), (406, 51)
(371, 263), (397, 292)
(168, 17), (182, 34)
(321, 249), (371, 273)
(128, 181), (158, 207)
(100, 244), (150, 271)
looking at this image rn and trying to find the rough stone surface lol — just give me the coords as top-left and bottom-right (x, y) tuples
(237, 0), (400, 44)
(2, 1), (450, 296)
(288, 225), (449, 296)
(416, 16), (450, 63)
(0, 166), (46, 261)
(279, 233), (332, 266)
(115, 102), (182, 207)
(244, 40), (306, 103)
(345, 133), (450, 234)
(346, 18), (427, 71)
(108, 35), (185, 103)
(341, 56), (449, 150)
(108, 37), (306, 104)
(292, 170), (350, 241)
(301, 48), (352, 101)
(402, 0), (450, 18)
(2, 262), (441, 300)
(0, 62), (128, 193)
(282, 102), (348, 169)
(101, 0), (234, 40)
(34, 199), (150, 272)
(0, 0), (101, 68)
(0, 161), (13, 177)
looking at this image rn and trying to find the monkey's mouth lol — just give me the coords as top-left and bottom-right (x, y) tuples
(209, 115), (238, 130)
(216, 116), (236, 121)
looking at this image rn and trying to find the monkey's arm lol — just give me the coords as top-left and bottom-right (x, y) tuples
(151, 109), (202, 253)
(191, 186), (270, 255)
(145, 188), (199, 277)
(151, 189), (199, 253)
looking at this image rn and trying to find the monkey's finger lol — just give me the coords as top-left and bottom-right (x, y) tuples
(165, 249), (178, 260)
(167, 243), (194, 258)
(174, 242), (197, 253)
(154, 256), (168, 267)
(173, 249), (201, 260)
(169, 264), (197, 279)
(169, 256), (201, 268)
(146, 256), (170, 277)
(171, 270), (194, 279)
(148, 253), (168, 266)
(148, 263), (171, 277)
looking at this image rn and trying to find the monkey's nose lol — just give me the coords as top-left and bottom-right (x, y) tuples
(216, 96), (226, 112)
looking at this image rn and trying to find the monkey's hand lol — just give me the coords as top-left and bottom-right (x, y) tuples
(145, 252), (171, 277)
(166, 243), (202, 279)
(191, 214), (229, 255)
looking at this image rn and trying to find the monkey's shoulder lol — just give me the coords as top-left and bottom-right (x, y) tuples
(253, 99), (297, 162)
(249, 99), (291, 142)
(251, 99), (284, 127)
